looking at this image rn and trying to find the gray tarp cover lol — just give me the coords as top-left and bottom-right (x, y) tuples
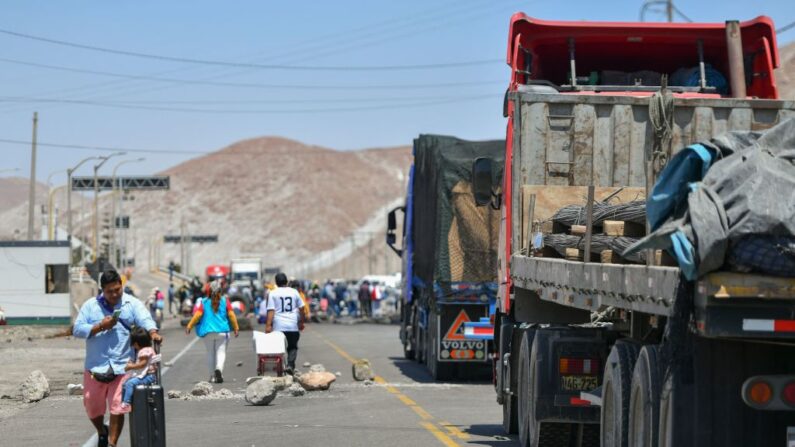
(627, 118), (795, 278)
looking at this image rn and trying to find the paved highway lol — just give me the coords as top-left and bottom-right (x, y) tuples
(0, 272), (514, 447)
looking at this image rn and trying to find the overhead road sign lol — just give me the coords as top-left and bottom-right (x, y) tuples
(71, 176), (170, 191)
(163, 235), (219, 244)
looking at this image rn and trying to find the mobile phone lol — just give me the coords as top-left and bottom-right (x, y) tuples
(112, 309), (121, 319)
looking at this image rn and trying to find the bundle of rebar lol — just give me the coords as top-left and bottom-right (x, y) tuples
(543, 234), (645, 263)
(551, 200), (646, 227)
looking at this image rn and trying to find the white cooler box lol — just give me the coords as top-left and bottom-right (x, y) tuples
(252, 331), (287, 376)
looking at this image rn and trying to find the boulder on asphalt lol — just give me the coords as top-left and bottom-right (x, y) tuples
(167, 390), (184, 399)
(214, 388), (234, 398)
(309, 364), (326, 373)
(20, 370), (49, 403)
(297, 371), (336, 391)
(246, 376), (263, 385)
(352, 359), (375, 381)
(288, 383), (306, 397)
(67, 383), (84, 396)
(191, 381), (213, 396)
(245, 379), (277, 406)
(270, 375), (294, 391)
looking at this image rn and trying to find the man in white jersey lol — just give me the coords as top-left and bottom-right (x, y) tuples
(265, 272), (306, 373)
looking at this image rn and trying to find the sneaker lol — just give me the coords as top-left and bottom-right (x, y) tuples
(98, 424), (109, 447)
(214, 369), (223, 384)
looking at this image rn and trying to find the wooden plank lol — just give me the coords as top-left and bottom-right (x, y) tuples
(519, 185), (645, 249)
(570, 225), (586, 235)
(565, 248), (581, 261)
(603, 220), (646, 237)
(584, 185), (595, 262)
(655, 249), (678, 267)
(600, 250), (626, 265)
(525, 194), (536, 255)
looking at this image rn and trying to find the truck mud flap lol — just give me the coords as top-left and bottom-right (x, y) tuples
(531, 327), (608, 423)
(437, 305), (489, 362)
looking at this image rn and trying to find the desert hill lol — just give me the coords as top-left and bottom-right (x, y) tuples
(777, 41), (795, 100)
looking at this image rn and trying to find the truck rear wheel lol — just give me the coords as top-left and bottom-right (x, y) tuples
(500, 321), (522, 434)
(628, 345), (662, 447)
(600, 341), (639, 447)
(517, 330), (532, 446)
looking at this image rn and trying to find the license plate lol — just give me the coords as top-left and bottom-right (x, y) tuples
(561, 375), (598, 391)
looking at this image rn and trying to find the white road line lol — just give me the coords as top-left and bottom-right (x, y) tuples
(162, 335), (201, 376)
(81, 336), (200, 447)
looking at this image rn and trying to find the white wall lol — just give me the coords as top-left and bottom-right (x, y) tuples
(0, 244), (71, 321)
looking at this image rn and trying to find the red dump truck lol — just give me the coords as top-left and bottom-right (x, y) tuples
(478, 14), (795, 447)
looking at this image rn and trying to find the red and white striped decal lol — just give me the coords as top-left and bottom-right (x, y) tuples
(464, 326), (493, 337)
(742, 319), (795, 332)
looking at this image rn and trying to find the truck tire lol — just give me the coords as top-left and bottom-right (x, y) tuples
(657, 373), (674, 447)
(517, 330), (533, 446)
(500, 321), (522, 434)
(600, 341), (640, 447)
(402, 306), (416, 360)
(628, 345), (662, 447)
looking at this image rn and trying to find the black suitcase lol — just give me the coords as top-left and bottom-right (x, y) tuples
(129, 344), (166, 447)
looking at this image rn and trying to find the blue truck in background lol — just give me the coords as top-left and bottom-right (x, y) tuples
(386, 134), (504, 380)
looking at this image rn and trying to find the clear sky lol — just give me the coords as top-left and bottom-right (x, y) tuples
(0, 0), (792, 183)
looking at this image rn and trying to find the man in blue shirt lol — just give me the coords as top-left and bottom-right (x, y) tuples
(73, 269), (163, 447)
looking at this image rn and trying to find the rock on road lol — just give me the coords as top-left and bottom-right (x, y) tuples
(0, 273), (513, 446)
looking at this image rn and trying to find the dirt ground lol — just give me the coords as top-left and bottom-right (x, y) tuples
(0, 325), (84, 421)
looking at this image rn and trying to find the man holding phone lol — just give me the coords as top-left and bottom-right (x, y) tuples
(73, 269), (162, 447)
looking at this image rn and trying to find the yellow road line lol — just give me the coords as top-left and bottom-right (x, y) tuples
(411, 405), (433, 420)
(440, 422), (470, 440)
(398, 394), (417, 406)
(420, 422), (461, 447)
(311, 329), (460, 447)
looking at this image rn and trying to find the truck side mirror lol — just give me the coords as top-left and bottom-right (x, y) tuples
(386, 206), (405, 257)
(472, 157), (495, 207)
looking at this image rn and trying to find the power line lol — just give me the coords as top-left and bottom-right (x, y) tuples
(0, 57), (502, 90)
(778, 21), (795, 35)
(0, 93), (492, 114)
(0, 26), (501, 71)
(0, 93), (489, 106)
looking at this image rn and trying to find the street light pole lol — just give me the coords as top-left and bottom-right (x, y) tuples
(92, 152), (125, 262)
(26, 112), (38, 240)
(66, 156), (101, 252)
(109, 158), (145, 266)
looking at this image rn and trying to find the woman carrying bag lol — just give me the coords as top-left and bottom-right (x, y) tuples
(185, 280), (239, 383)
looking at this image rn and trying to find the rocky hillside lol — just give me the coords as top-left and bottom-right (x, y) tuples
(777, 41), (795, 100)
(101, 137), (411, 278)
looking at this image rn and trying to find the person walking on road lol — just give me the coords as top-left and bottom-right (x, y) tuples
(186, 280), (239, 384)
(358, 280), (372, 318)
(73, 269), (162, 447)
(265, 273), (306, 374)
(167, 283), (177, 317)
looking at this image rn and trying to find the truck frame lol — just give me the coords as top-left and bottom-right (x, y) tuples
(484, 14), (795, 447)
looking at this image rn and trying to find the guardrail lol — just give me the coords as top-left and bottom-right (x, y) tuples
(158, 266), (193, 282)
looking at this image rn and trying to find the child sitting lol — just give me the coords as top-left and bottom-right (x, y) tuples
(120, 327), (160, 410)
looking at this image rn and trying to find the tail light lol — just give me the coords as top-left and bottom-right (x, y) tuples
(747, 380), (773, 406)
(559, 357), (599, 375)
(782, 381), (795, 407)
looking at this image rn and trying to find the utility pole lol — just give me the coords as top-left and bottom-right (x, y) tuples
(27, 112), (38, 240)
(666, 0), (673, 22)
